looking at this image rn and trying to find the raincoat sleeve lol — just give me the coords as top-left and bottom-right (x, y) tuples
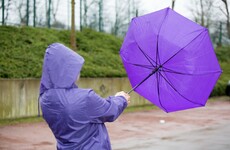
(86, 89), (128, 123)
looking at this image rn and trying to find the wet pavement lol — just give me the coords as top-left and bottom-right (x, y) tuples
(0, 97), (230, 150)
(108, 98), (230, 150)
(111, 123), (230, 150)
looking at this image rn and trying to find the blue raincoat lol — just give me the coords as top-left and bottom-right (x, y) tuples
(39, 43), (127, 150)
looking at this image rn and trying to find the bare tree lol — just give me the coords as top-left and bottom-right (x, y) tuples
(80, 0), (83, 30)
(47, 0), (51, 28)
(111, 0), (140, 36)
(112, 0), (127, 36)
(83, 0), (96, 27)
(26, 0), (29, 26)
(1, 0), (12, 24)
(190, 0), (216, 28)
(200, 0), (205, 26)
(220, 0), (230, 38)
(172, 0), (176, 10)
(129, 0), (140, 20)
(133, 0), (141, 17)
(51, 0), (60, 23)
(50, 0), (65, 28)
(14, 0), (27, 25)
(5, 0), (12, 23)
(88, 12), (98, 29)
(83, 0), (106, 31)
(98, 0), (103, 32)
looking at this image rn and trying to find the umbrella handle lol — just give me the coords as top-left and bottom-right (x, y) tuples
(127, 66), (161, 94)
(127, 88), (134, 94)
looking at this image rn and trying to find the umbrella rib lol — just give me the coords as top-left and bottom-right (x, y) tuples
(156, 36), (161, 66)
(156, 72), (168, 112)
(126, 62), (154, 70)
(137, 44), (156, 67)
(155, 8), (171, 66)
(155, 11), (170, 66)
(127, 66), (161, 94)
(161, 29), (207, 66)
(162, 67), (222, 76)
(159, 72), (204, 106)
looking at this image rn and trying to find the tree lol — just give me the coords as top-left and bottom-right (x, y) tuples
(47, 0), (51, 28)
(6, 0), (12, 24)
(112, 0), (127, 36)
(1, 0), (12, 25)
(70, 0), (76, 50)
(98, 0), (103, 32)
(1, 0), (4, 25)
(88, 12), (98, 29)
(14, 0), (27, 25)
(190, 0), (216, 28)
(80, 0), (82, 30)
(51, 0), (60, 23)
(172, 0), (176, 10)
(82, 0), (96, 27)
(26, 0), (29, 26)
(111, 0), (140, 36)
(82, 0), (104, 31)
(33, 0), (36, 27)
(220, 0), (230, 38)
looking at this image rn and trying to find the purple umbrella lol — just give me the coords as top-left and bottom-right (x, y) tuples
(120, 8), (222, 112)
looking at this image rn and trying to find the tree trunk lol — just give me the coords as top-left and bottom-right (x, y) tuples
(33, 0), (36, 27)
(98, 0), (103, 32)
(2, 0), (4, 25)
(47, 0), (51, 28)
(172, 0), (175, 10)
(222, 0), (230, 38)
(200, 0), (204, 26)
(80, 0), (82, 31)
(83, 0), (87, 27)
(70, 0), (76, 50)
(218, 22), (222, 47)
(26, 0), (29, 26)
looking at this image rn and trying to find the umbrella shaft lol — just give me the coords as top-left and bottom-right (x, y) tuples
(127, 66), (160, 94)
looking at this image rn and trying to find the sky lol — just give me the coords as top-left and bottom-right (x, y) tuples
(1, 0), (198, 29)
(73, 0), (196, 30)
(141, 0), (193, 19)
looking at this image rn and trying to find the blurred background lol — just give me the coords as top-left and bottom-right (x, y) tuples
(1, 0), (230, 44)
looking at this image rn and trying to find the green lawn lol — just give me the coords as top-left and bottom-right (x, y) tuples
(0, 26), (125, 78)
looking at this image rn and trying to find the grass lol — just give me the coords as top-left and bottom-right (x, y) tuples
(0, 26), (126, 78)
(0, 116), (44, 127)
(208, 96), (230, 101)
(0, 105), (157, 126)
(1, 96), (229, 126)
(124, 104), (158, 113)
(210, 46), (230, 96)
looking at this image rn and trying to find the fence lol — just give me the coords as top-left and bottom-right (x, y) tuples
(0, 78), (150, 119)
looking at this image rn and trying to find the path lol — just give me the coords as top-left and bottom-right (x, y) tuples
(0, 98), (230, 150)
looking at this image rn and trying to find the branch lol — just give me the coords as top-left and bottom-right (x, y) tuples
(219, 6), (228, 17)
(86, 0), (97, 9)
(222, 0), (229, 18)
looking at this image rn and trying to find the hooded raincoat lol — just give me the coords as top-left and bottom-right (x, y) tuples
(39, 43), (127, 150)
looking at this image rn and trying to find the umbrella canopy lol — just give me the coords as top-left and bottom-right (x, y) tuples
(120, 7), (222, 113)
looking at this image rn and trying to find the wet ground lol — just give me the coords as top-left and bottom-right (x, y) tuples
(0, 97), (230, 150)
